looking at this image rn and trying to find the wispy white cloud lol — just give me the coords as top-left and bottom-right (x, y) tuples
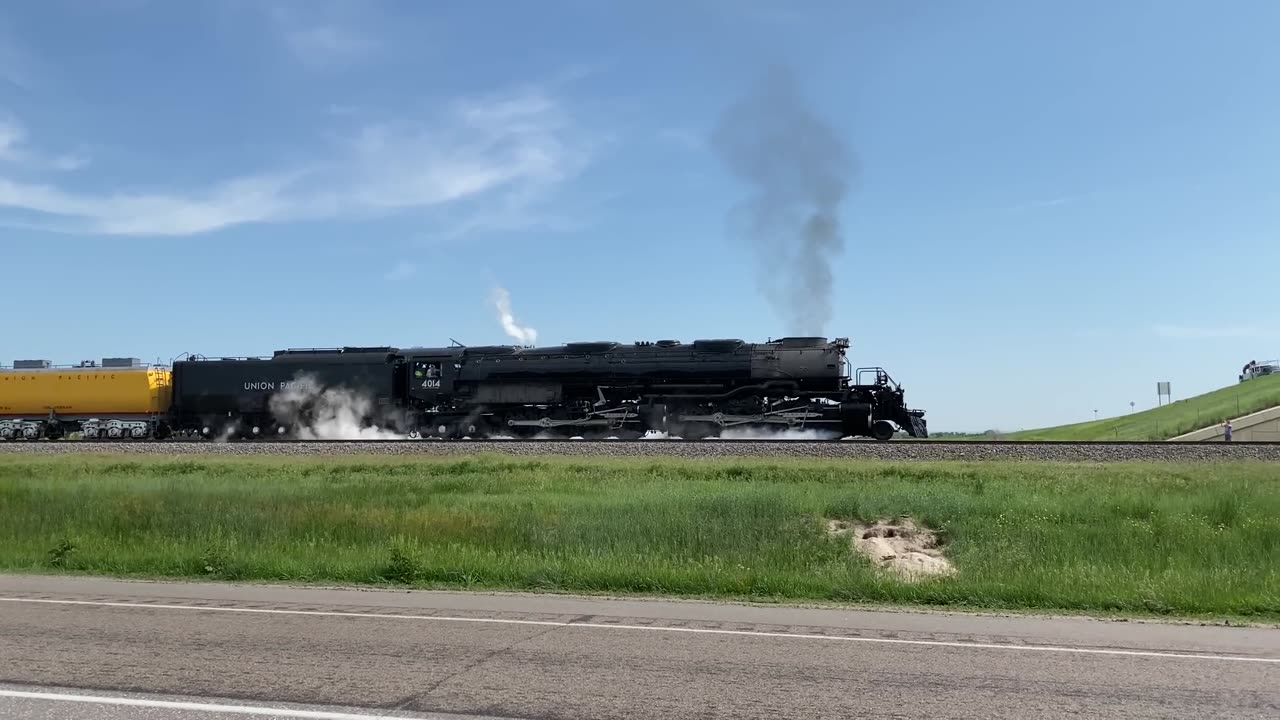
(267, 0), (378, 69)
(0, 114), (92, 172)
(1151, 324), (1272, 340)
(0, 116), (22, 157)
(419, 168), (598, 243)
(0, 23), (36, 89)
(0, 86), (594, 236)
(48, 152), (91, 171)
(282, 24), (375, 69)
(0, 170), (302, 235)
(326, 103), (367, 117)
(999, 192), (1091, 213)
(656, 128), (703, 152)
(699, 0), (808, 25)
(384, 260), (416, 281)
(742, 4), (808, 24)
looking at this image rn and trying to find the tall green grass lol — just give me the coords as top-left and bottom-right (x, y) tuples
(1, 454), (1277, 619)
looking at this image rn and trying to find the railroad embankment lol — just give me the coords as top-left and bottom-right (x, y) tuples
(1, 454), (1277, 620)
(989, 373), (1280, 441)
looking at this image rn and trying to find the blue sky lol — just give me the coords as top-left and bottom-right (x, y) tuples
(3, 0), (1279, 432)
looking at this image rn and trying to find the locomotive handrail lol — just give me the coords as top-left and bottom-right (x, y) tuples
(1, 358), (161, 368)
(188, 356), (273, 362)
(275, 347), (398, 355)
(856, 366), (900, 390)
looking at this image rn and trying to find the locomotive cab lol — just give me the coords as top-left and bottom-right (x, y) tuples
(409, 357), (454, 399)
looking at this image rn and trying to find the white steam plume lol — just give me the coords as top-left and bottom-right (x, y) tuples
(491, 286), (538, 344)
(269, 373), (405, 440)
(713, 426), (844, 441)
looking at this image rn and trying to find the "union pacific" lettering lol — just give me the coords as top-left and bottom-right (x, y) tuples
(243, 381), (304, 391)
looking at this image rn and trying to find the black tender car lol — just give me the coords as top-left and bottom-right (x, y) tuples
(170, 347), (403, 437)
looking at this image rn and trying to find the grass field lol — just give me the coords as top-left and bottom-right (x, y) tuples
(1, 454), (1278, 620)
(957, 373), (1280, 441)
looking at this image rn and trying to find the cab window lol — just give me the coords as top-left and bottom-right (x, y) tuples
(413, 360), (442, 388)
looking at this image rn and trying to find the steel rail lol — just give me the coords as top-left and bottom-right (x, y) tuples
(4, 438), (1278, 446)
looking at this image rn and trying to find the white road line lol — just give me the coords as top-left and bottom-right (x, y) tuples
(0, 688), (482, 719)
(1, 596), (1276, 664)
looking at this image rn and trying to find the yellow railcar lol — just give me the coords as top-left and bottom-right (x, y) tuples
(0, 362), (172, 440)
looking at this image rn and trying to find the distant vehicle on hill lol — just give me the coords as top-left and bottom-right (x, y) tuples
(1240, 359), (1279, 382)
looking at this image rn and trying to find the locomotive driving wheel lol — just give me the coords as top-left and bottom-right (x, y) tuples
(871, 420), (896, 441)
(444, 418), (490, 439)
(669, 421), (716, 440)
(608, 429), (645, 440)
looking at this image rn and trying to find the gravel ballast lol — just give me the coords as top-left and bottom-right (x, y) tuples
(2, 440), (1279, 462)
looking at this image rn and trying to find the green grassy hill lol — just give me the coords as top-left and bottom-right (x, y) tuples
(970, 373), (1280, 441)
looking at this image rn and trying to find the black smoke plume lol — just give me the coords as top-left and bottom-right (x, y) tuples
(710, 65), (852, 336)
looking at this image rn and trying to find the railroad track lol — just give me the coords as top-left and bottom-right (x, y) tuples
(3, 437), (1279, 461)
(2, 436), (1279, 445)
(1, 437), (1277, 444)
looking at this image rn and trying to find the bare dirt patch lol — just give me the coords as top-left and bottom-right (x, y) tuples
(827, 516), (955, 582)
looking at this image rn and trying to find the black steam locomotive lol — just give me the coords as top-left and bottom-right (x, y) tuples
(170, 336), (926, 441)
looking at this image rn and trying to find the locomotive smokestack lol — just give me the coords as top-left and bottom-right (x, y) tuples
(710, 64), (851, 336)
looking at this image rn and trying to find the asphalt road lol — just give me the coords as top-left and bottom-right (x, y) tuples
(1, 576), (1277, 719)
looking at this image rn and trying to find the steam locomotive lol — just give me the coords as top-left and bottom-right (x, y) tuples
(1, 336), (926, 441)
